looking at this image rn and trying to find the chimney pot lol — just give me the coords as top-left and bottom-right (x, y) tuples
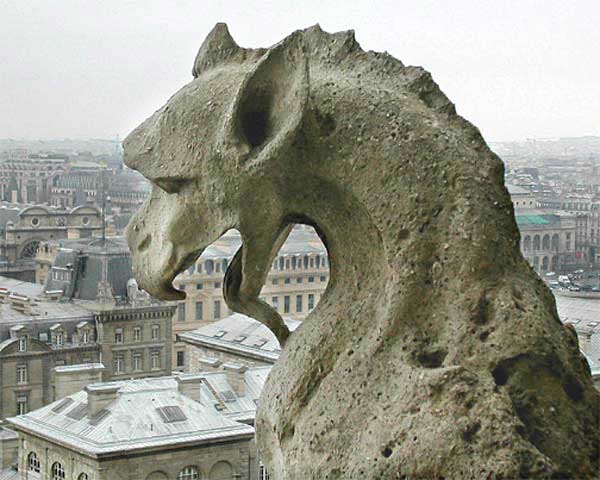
(85, 384), (119, 417)
(223, 363), (247, 397)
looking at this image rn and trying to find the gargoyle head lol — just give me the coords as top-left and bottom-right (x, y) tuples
(124, 23), (309, 301)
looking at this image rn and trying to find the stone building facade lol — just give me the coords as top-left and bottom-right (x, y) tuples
(8, 370), (271, 480)
(0, 204), (101, 265)
(0, 235), (175, 420)
(0, 155), (67, 205)
(508, 184), (600, 270)
(515, 212), (579, 273)
(172, 226), (328, 370)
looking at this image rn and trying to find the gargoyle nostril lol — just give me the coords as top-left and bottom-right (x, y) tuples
(138, 234), (151, 252)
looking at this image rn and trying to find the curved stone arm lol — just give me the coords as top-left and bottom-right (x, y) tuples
(224, 223), (293, 346)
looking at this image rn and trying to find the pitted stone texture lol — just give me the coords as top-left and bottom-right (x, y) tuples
(125, 23), (600, 479)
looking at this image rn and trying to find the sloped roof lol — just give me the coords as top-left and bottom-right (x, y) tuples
(515, 214), (550, 226)
(8, 375), (255, 457)
(178, 313), (301, 363)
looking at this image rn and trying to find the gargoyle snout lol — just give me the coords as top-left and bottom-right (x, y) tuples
(123, 113), (161, 174)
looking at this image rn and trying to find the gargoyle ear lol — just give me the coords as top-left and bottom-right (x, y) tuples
(193, 23), (241, 77)
(224, 32), (309, 166)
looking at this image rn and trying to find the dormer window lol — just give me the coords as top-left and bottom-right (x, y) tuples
(82, 331), (89, 344)
(56, 333), (64, 346)
(18, 337), (27, 352)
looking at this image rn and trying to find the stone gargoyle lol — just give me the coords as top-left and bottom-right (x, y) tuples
(125, 24), (599, 479)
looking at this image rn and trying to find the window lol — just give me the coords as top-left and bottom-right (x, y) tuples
(55, 332), (64, 346)
(284, 295), (290, 313)
(259, 462), (270, 480)
(18, 336), (27, 352)
(296, 295), (303, 312)
(195, 301), (203, 320)
(78, 474), (89, 480)
(308, 276), (315, 283)
(115, 328), (123, 344)
(133, 353), (142, 371)
(272, 278), (278, 285)
(82, 331), (89, 344)
(52, 461), (65, 480)
(178, 303), (186, 322)
(177, 351), (185, 367)
(308, 293), (315, 310)
(151, 325), (160, 341)
(205, 260), (214, 274)
(179, 283), (186, 290)
(284, 277), (291, 284)
(320, 275), (326, 282)
(214, 281), (221, 289)
(272, 296), (279, 311)
(132, 327), (141, 342)
(17, 396), (27, 415)
(296, 277), (303, 284)
(115, 355), (124, 374)
(151, 351), (161, 370)
(177, 466), (199, 480)
(216, 262), (221, 273)
(196, 282), (203, 290)
(17, 364), (28, 384)
(214, 300), (221, 319)
(28, 452), (40, 472)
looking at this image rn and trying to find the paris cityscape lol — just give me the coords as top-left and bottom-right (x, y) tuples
(1, 2), (599, 479)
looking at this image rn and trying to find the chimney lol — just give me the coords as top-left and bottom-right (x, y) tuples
(198, 356), (222, 372)
(8, 293), (33, 315)
(577, 331), (592, 354)
(54, 364), (105, 400)
(223, 363), (247, 397)
(176, 374), (204, 403)
(85, 384), (120, 417)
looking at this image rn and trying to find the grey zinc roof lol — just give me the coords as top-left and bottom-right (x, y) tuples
(554, 294), (600, 376)
(44, 237), (134, 301)
(0, 468), (18, 480)
(198, 366), (271, 423)
(178, 313), (301, 363)
(8, 375), (255, 457)
(554, 295), (600, 327)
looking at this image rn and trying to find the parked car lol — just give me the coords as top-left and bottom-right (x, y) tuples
(558, 275), (571, 285)
(545, 271), (556, 277)
(568, 285), (581, 292)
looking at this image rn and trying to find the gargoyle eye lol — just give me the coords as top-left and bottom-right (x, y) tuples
(154, 177), (188, 194)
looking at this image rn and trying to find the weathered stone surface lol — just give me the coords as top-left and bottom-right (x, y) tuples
(124, 24), (600, 479)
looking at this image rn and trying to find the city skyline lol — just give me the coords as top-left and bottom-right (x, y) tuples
(0, 0), (599, 142)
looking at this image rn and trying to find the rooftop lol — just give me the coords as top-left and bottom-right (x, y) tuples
(554, 294), (600, 376)
(8, 368), (270, 457)
(178, 313), (301, 363)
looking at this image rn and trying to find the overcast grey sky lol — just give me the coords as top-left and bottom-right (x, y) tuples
(1, 0), (598, 142)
